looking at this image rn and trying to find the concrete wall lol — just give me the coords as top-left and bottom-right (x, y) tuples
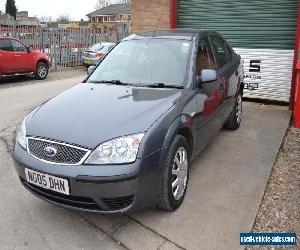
(131, 0), (170, 33)
(0, 11), (39, 26)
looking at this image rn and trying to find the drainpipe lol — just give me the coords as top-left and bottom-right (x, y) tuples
(293, 1), (300, 128)
(294, 63), (300, 128)
(170, 0), (178, 29)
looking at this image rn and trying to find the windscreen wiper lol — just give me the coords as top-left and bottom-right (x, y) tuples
(143, 83), (184, 89)
(89, 80), (130, 86)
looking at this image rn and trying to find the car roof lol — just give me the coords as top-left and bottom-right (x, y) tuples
(137, 29), (220, 40)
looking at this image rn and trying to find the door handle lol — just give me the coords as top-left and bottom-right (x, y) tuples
(15, 54), (20, 57)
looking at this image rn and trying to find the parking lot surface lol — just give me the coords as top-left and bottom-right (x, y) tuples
(0, 71), (291, 250)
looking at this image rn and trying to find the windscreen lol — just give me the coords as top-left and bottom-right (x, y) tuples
(87, 39), (192, 87)
(89, 44), (104, 51)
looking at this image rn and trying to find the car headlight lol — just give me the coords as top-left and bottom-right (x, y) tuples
(85, 133), (144, 165)
(16, 118), (27, 149)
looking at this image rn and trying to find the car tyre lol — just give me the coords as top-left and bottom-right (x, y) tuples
(35, 62), (48, 80)
(157, 135), (190, 211)
(224, 92), (242, 130)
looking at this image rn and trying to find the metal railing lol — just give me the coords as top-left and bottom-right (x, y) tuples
(0, 25), (118, 68)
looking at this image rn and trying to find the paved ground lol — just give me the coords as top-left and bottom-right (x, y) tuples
(248, 127), (300, 250)
(0, 70), (291, 250)
(0, 68), (86, 90)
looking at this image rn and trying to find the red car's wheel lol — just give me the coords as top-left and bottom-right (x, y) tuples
(35, 62), (48, 80)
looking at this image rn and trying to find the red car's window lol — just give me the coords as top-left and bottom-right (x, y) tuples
(11, 40), (27, 52)
(0, 39), (14, 52)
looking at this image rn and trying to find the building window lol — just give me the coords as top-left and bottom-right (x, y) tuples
(103, 16), (108, 22)
(110, 16), (115, 22)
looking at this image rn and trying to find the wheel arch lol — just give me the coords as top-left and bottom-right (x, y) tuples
(177, 127), (193, 157)
(36, 58), (49, 70)
(162, 115), (195, 158)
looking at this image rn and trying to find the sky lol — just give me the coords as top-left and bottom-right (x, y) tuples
(0, 0), (100, 20)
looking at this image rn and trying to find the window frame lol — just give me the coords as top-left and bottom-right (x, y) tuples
(209, 35), (230, 69)
(103, 16), (109, 22)
(224, 40), (234, 61)
(195, 36), (218, 74)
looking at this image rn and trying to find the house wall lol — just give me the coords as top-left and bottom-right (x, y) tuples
(131, 0), (170, 33)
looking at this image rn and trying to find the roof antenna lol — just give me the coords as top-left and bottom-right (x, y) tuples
(153, 7), (164, 37)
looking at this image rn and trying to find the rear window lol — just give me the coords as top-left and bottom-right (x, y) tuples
(89, 44), (104, 51)
(0, 39), (14, 51)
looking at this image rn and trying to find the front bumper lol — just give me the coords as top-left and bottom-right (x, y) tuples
(12, 143), (163, 213)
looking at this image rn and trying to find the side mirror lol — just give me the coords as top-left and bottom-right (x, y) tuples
(27, 46), (32, 53)
(201, 69), (217, 84)
(87, 66), (96, 75)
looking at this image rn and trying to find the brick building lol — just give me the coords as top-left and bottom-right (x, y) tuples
(131, 0), (170, 33)
(87, 3), (131, 30)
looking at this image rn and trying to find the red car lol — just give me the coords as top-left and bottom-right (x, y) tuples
(0, 37), (50, 80)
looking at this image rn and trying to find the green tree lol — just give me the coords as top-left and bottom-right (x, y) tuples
(5, 0), (17, 19)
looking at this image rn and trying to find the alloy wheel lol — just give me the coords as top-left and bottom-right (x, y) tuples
(38, 66), (47, 78)
(236, 94), (242, 123)
(171, 146), (188, 201)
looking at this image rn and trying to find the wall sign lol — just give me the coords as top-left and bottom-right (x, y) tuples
(234, 48), (294, 102)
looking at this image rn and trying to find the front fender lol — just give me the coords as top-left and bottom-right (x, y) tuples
(137, 112), (195, 165)
(137, 90), (196, 158)
(34, 54), (50, 70)
(161, 114), (196, 153)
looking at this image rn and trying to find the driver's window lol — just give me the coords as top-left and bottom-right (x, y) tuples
(11, 40), (27, 52)
(196, 38), (216, 75)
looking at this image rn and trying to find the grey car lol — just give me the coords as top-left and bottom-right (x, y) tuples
(82, 42), (115, 67)
(13, 29), (244, 213)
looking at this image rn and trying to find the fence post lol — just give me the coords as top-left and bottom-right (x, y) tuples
(54, 29), (58, 70)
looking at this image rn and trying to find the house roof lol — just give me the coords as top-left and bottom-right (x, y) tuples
(87, 3), (130, 17)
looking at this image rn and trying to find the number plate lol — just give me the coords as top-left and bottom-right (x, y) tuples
(25, 168), (69, 195)
(84, 59), (92, 65)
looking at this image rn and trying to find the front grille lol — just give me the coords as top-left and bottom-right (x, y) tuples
(102, 195), (134, 210)
(21, 179), (102, 211)
(27, 137), (90, 165)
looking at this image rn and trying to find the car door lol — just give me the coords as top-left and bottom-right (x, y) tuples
(193, 36), (225, 152)
(11, 39), (33, 72)
(209, 36), (239, 121)
(0, 39), (17, 74)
